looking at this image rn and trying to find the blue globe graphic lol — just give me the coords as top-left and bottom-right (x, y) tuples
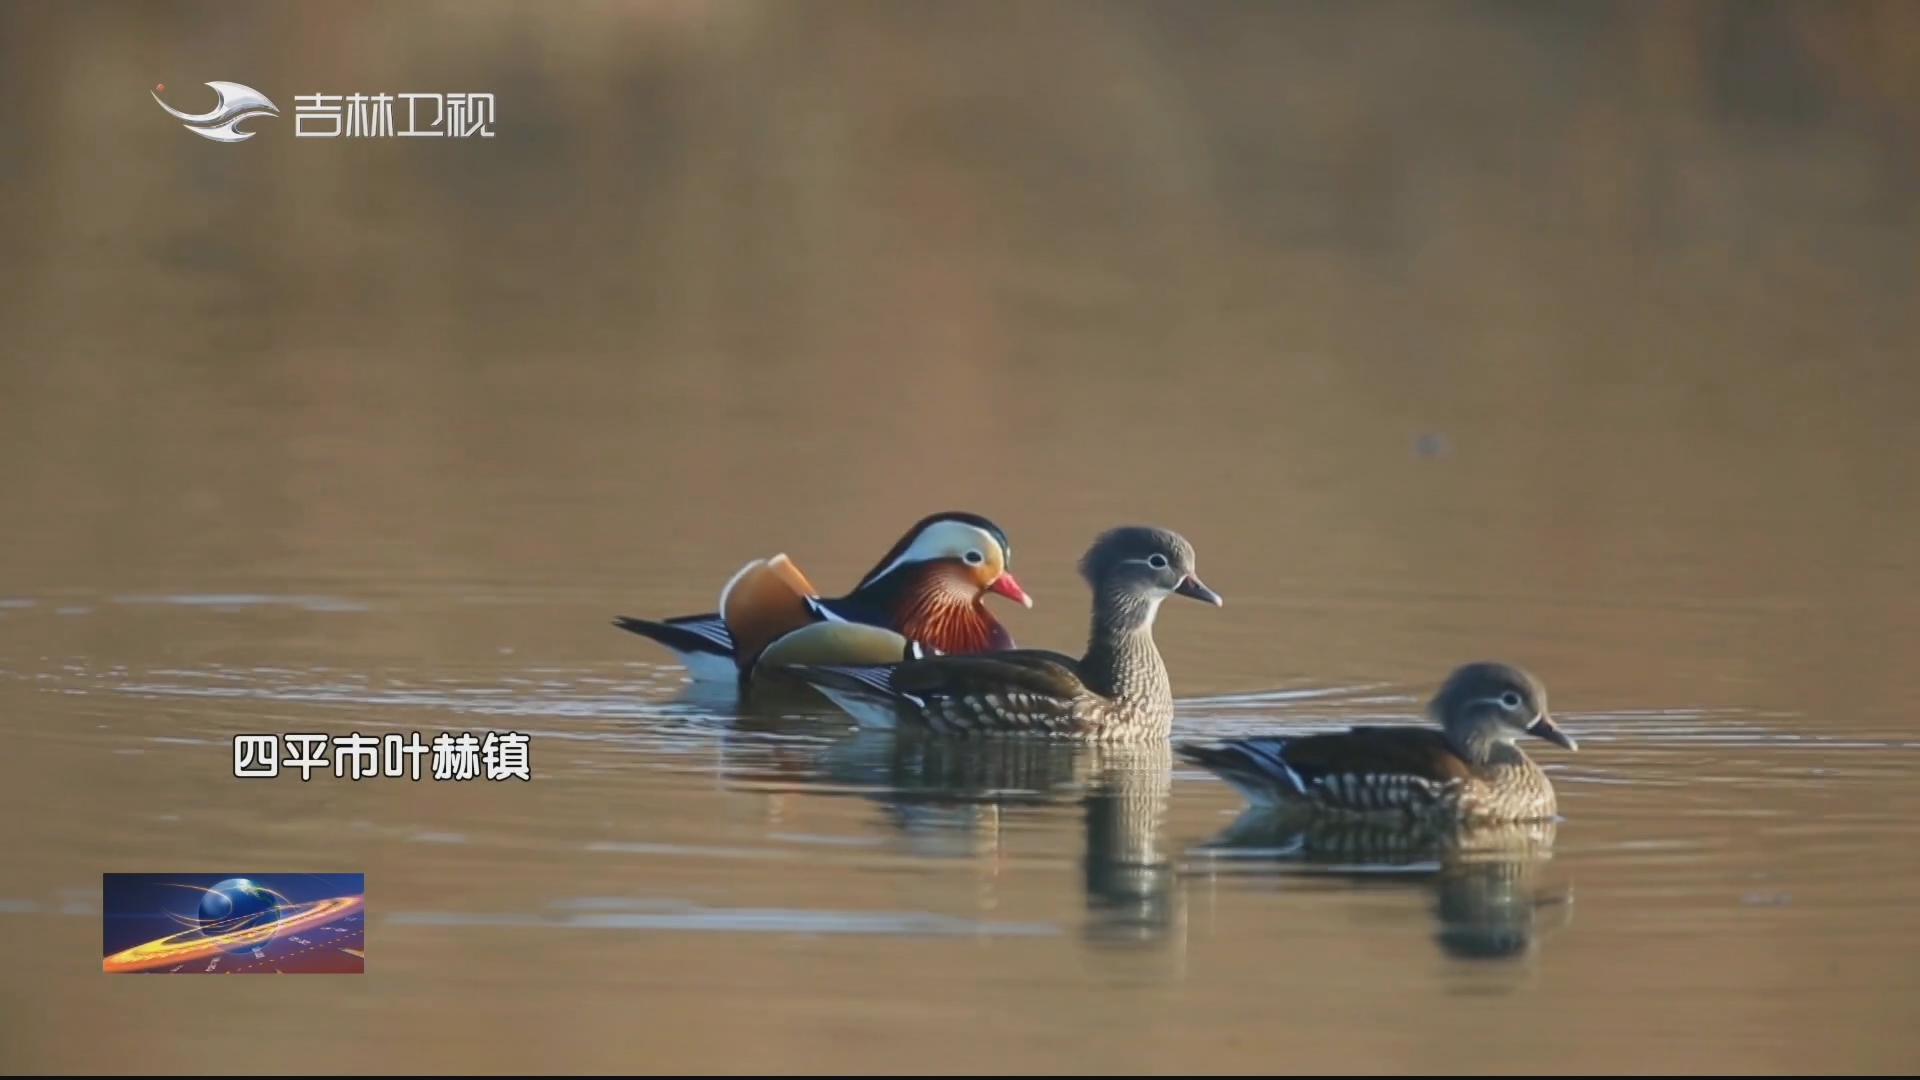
(197, 878), (284, 955)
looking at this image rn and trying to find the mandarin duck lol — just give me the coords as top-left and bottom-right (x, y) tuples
(1177, 662), (1577, 826)
(613, 511), (1030, 690)
(777, 526), (1222, 744)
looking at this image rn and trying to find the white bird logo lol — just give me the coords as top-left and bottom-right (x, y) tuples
(152, 81), (280, 142)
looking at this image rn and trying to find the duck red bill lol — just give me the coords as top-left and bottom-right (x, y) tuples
(988, 573), (1033, 608)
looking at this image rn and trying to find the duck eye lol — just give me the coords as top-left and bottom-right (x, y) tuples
(962, 549), (985, 566)
(1499, 691), (1523, 710)
(1147, 553), (1170, 570)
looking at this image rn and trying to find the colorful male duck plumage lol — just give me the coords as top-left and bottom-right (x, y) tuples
(778, 526), (1222, 744)
(613, 511), (1030, 689)
(1178, 661), (1577, 825)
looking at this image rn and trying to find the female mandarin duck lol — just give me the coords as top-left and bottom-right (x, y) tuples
(1177, 662), (1578, 826)
(612, 511), (1031, 689)
(778, 526), (1222, 744)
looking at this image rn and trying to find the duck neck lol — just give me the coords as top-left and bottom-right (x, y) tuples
(1446, 716), (1530, 771)
(853, 566), (1002, 653)
(1081, 589), (1170, 709)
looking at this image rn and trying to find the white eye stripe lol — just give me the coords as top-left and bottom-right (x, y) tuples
(1467, 694), (1526, 714)
(859, 523), (1002, 586)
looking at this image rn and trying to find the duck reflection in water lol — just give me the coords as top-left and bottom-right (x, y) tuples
(1187, 812), (1572, 962)
(745, 731), (1182, 949)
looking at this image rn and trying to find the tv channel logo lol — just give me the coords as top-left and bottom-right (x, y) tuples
(101, 873), (364, 974)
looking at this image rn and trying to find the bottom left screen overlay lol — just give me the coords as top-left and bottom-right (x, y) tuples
(101, 873), (365, 974)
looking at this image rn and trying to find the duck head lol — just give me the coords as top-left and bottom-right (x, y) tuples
(1079, 525), (1222, 611)
(844, 512), (1029, 655)
(852, 511), (1030, 607)
(1430, 661), (1577, 764)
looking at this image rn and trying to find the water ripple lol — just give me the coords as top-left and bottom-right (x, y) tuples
(385, 903), (1057, 937)
(109, 593), (370, 612)
(36, 660), (1919, 776)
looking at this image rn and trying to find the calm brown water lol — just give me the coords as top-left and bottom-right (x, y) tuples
(5, 1), (1920, 1073)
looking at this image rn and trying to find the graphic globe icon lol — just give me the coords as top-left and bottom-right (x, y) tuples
(197, 878), (283, 955)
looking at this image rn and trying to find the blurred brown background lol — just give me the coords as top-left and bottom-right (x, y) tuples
(3, 1), (1915, 704)
(3, 1), (1920, 1073)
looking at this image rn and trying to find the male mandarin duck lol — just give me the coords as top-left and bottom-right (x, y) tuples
(613, 511), (1031, 689)
(1177, 662), (1578, 826)
(777, 526), (1223, 744)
